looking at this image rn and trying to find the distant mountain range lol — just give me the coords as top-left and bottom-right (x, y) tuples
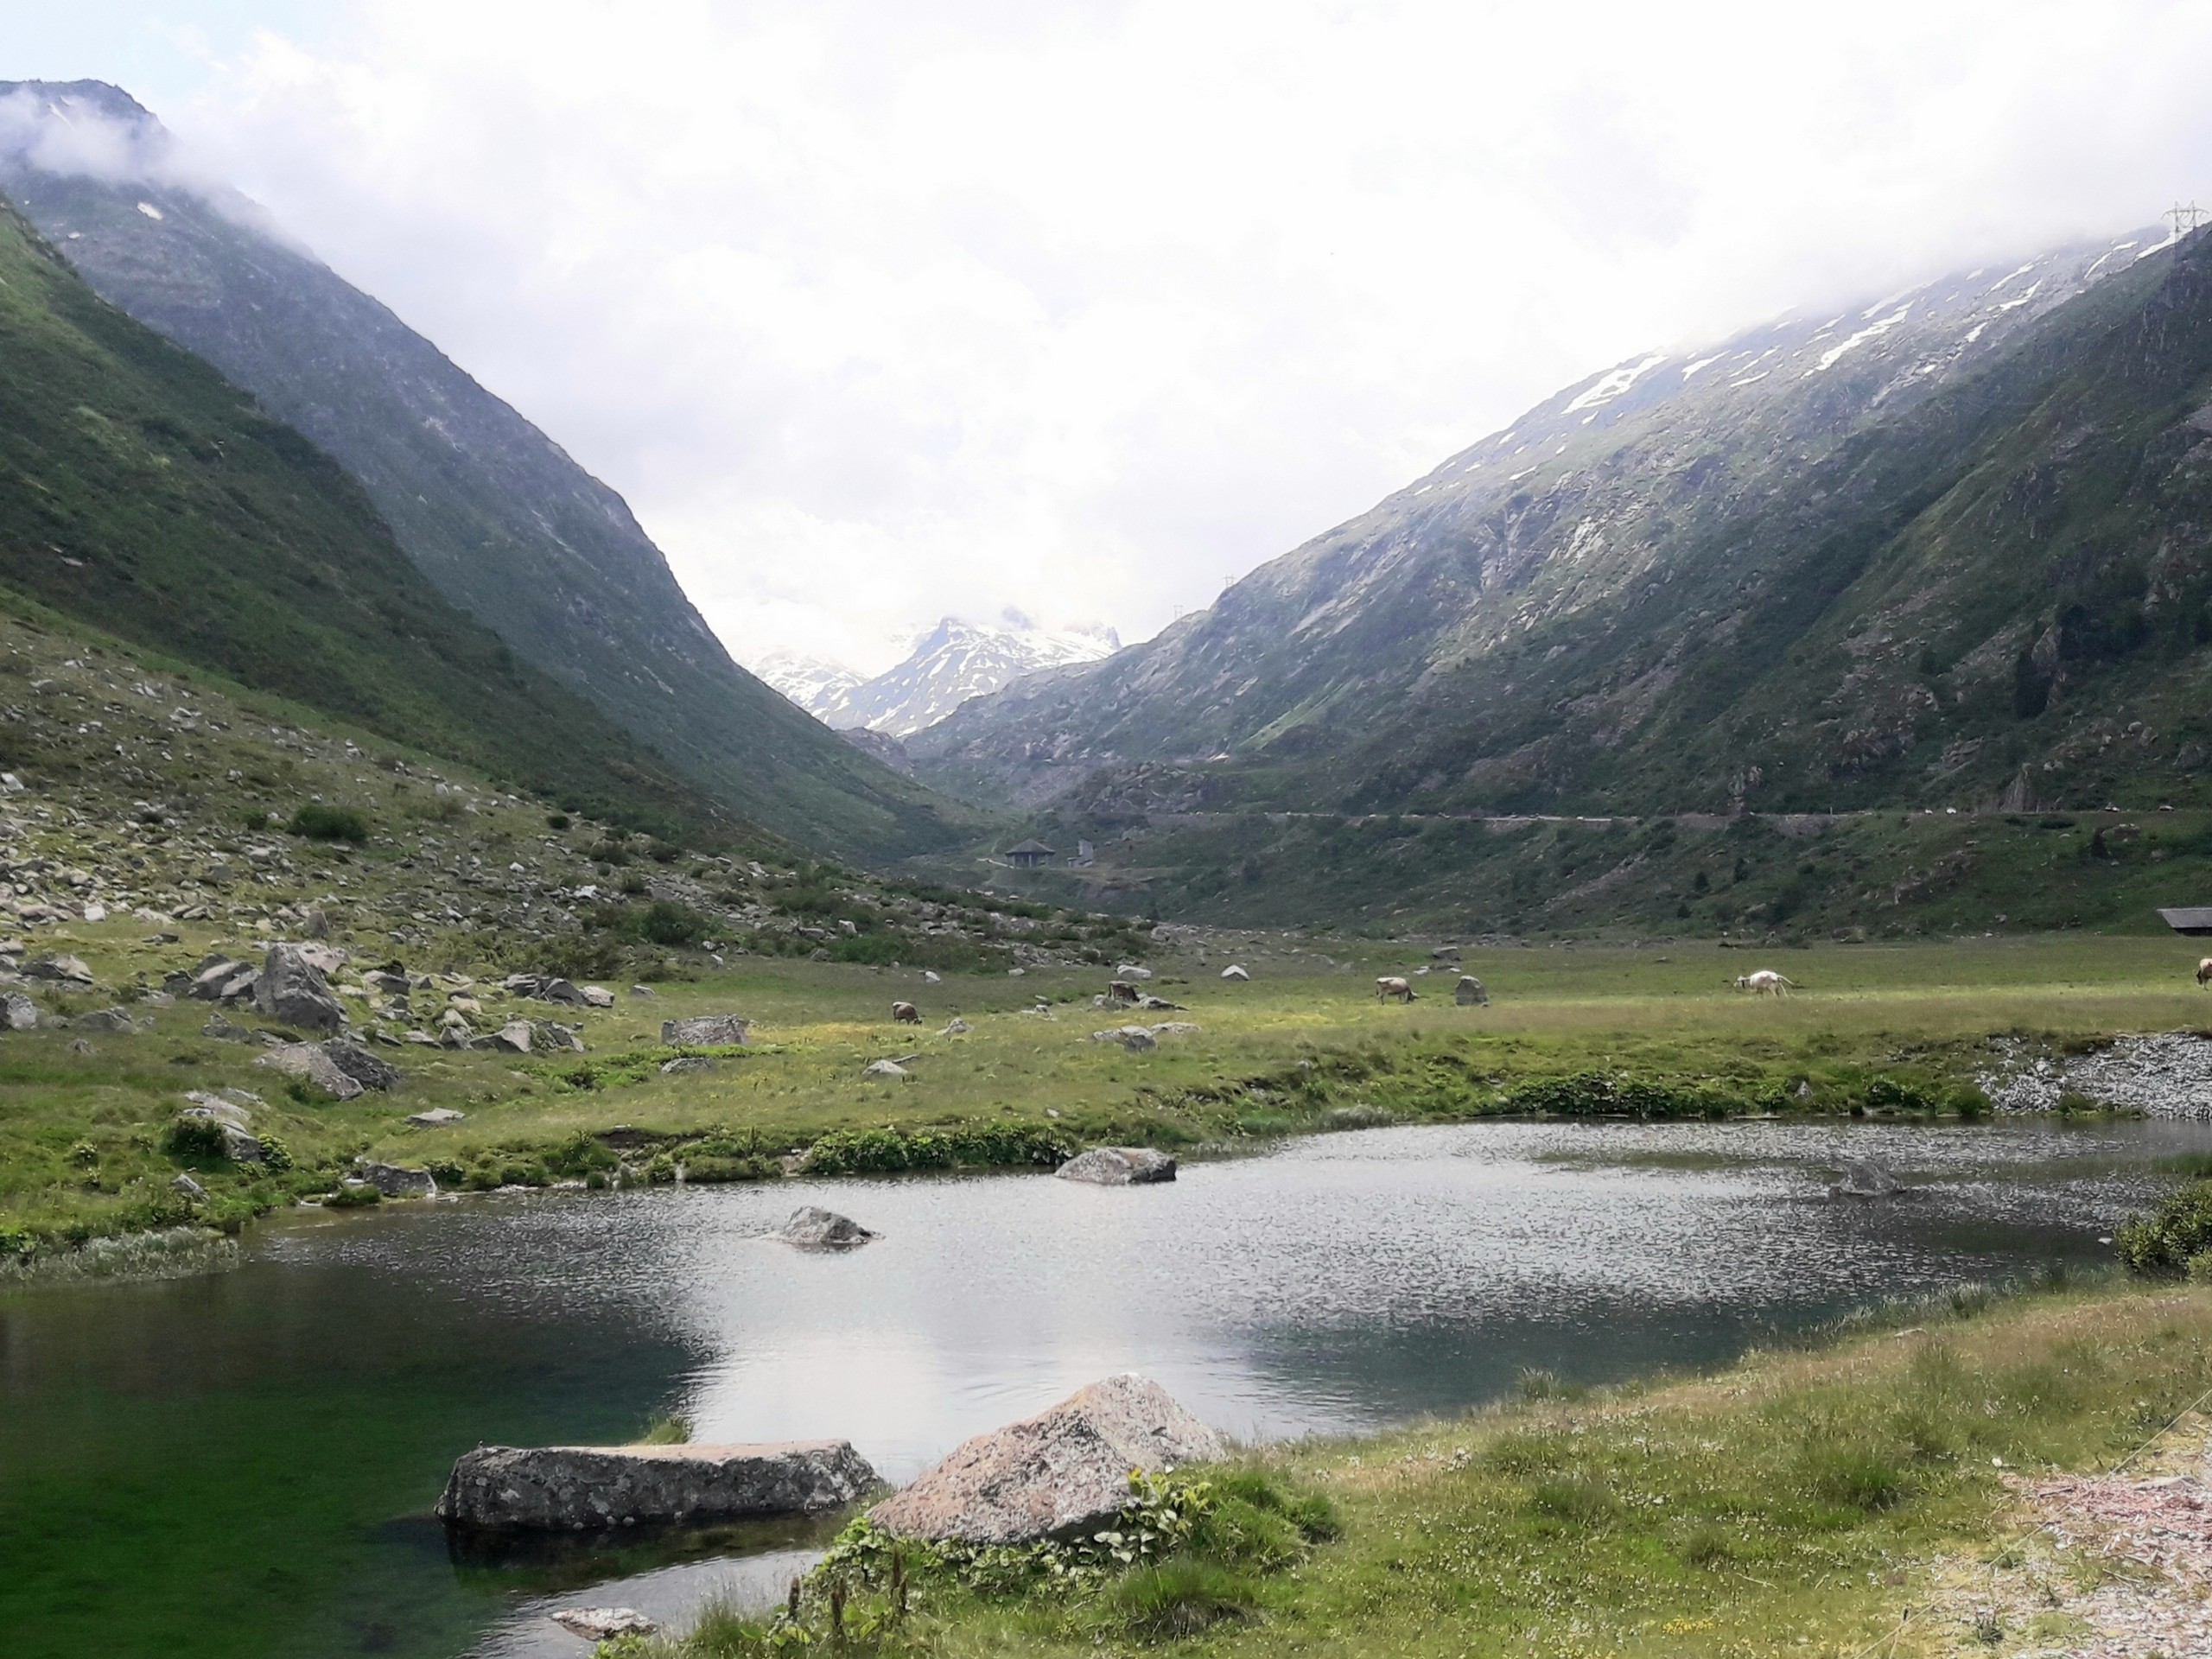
(912, 223), (2212, 839)
(0, 79), (976, 864)
(760, 613), (1119, 737)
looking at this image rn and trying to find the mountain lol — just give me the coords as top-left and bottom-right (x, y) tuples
(777, 613), (1119, 737)
(0, 79), (976, 864)
(0, 194), (763, 850)
(911, 224), (2212, 843)
(756, 653), (866, 717)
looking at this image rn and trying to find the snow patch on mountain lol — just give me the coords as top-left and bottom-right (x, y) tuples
(755, 613), (1119, 736)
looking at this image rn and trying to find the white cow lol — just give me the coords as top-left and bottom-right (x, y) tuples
(1734, 969), (1796, 996)
(1376, 976), (1417, 1003)
(2196, 957), (2212, 988)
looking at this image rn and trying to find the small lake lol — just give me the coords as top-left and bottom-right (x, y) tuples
(3, 1117), (2203, 1659)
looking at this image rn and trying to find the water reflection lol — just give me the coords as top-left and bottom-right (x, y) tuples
(0, 1117), (2197, 1659)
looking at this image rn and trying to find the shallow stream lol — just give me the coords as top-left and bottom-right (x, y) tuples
(3, 1117), (2203, 1658)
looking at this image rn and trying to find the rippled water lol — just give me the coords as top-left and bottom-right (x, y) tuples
(3, 1118), (2202, 1659)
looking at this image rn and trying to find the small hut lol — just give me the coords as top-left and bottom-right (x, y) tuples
(2158, 907), (2212, 937)
(1006, 839), (1056, 869)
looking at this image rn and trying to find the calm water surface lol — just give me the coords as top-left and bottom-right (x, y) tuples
(3, 1117), (2202, 1659)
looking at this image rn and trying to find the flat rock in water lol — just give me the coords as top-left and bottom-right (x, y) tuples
(438, 1440), (877, 1531)
(663, 1014), (750, 1046)
(869, 1375), (1225, 1544)
(1055, 1146), (1177, 1185)
(779, 1205), (877, 1249)
(255, 1043), (365, 1100)
(1835, 1159), (1899, 1198)
(551, 1608), (657, 1640)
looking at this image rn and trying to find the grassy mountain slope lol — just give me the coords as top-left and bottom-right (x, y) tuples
(0, 195), (760, 850)
(911, 226), (2212, 925)
(0, 79), (978, 864)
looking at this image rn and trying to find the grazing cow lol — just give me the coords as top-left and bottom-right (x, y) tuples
(1733, 969), (1796, 996)
(891, 1001), (920, 1024)
(2197, 958), (2212, 987)
(1376, 976), (1416, 1003)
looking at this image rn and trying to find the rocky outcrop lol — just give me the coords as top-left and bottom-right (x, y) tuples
(1055, 1147), (1177, 1185)
(254, 1043), (365, 1101)
(869, 1375), (1224, 1544)
(255, 944), (346, 1033)
(552, 1609), (657, 1640)
(663, 1014), (751, 1046)
(779, 1206), (877, 1249)
(323, 1040), (401, 1091)
(438, 1440), (878, 1531)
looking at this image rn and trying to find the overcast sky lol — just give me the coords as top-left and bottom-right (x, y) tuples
(12, 2), (2212, 673)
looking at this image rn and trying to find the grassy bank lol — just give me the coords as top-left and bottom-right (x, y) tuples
(10, 918), (2212, 1262)
(621, 1276), (2212, 1658)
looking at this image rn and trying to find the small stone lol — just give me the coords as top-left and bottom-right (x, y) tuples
(629, 984), (656, 998)
(864, 1058), (909, 1079)
(1056, 1146), (1177, 1185)
(1220, 964), (1249, 981)
(1112, 963), (1153, 981)
(200, 1012), (251, 1041)
(661, 1055), (717, 1074)
(941, 1017), (971, 1035)
(490, 1021), (533, 1053)
(170, 1173), (207, 1200)
(924, 970), (941, 982)
(580, 985), (615, 1008)
(74, 1007), (137, 1033)
(3, 992), (36, 1030)
(407, 1107), (467, 1127)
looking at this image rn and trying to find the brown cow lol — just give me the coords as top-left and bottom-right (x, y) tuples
(1376, 976), (1416, 1003)
(2197, 958), (2212, 988)
(891, 1001), (920, 1024)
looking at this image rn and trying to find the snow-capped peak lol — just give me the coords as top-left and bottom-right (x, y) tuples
(763, 613), (1120, 737)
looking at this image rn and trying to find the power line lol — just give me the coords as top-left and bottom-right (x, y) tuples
(2168, 201), (2208, 236)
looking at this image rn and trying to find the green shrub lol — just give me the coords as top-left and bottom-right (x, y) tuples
(545, 812), (570, 830)
(162, 1116), (228, 1160)
(639, 899), (705, 944)
(2118, 1179), (2212, 1274)
(635, 1412), (691, 1446)
(1109, 1558), (1256, 1641)
(322, 1184), (381, 1208)
(1531, 1475), (1619, 1527)
(285, 802), (369, 842)
(804, 1122), (1071, 1175)
(1802, 1445), (1908, 1511)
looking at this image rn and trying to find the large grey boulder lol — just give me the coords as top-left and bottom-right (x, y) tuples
(323, 1041), (401, 1091)
(1454, 975), (1489, 1007)
(663, 1014), (751, 1046)
(24, 953), (93, 984)
(358, 1160), (437, 1198)
(870, 1375), (1224, 1545)
(1056, 1146), (1177, 1185)
(256, 944), (346, 1033)
(74, 1007), (137, 1033)
(254, 1043), (365, 1101)
(437, 1440), (877, 1531)
(779, 1206), (877, 1249)
(2, 991), (35, 1030)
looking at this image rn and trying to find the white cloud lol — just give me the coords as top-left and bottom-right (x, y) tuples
(99, 0), (2212, 671)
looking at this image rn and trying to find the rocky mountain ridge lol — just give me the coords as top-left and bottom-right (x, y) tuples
(911, 223), (2210, 832)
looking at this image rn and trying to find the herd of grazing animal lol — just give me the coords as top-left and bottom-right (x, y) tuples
(867, 951), (2212, 1029)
